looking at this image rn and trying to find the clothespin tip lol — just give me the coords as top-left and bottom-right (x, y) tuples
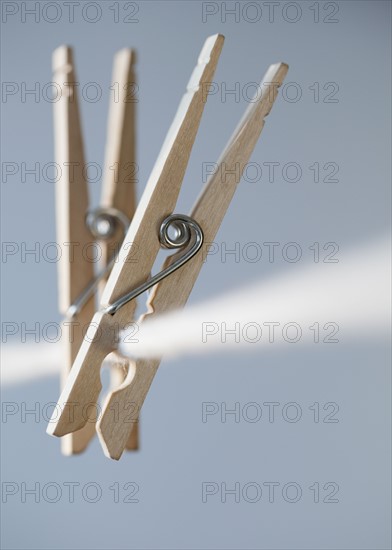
(52, 45), (73, 72)
(198, 33), (225, 65)
(115, 47), (137, 65)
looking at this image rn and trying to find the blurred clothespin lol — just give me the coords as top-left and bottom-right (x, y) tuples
(52, 45), (137, 454)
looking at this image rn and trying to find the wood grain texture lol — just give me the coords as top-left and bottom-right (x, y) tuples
(47, 35), (224, 441)
(109, 355), (139, 450)
(101, 48), (137, 265)
(100, 34), (224, 322)
(100, 49), (138, 451)
(52, 45), (96, 454)
(97, 62), (289, 459)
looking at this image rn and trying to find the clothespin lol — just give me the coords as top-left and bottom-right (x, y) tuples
(52, 45), (137, 453)
(48, 34), (288, 460)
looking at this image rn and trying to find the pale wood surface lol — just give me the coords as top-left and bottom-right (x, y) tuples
(100, 49), (138, 451)
(53, 48), (139, 453)
(109, 356), (139, 450)
(100, 34), (224, 320)
(53, 45), (96, 454)
(47, 35), (224, 441)
(97, 62), (289, 459)
(101, 48), (137, 265)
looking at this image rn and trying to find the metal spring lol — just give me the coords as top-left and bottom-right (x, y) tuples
(66, 207), (129, 319)
(104, 214), (203, 315)
(66, 211), (203, 318)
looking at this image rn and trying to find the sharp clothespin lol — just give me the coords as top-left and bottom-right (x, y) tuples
(53, 45), (137, 454)
(48, 34), (288, 460)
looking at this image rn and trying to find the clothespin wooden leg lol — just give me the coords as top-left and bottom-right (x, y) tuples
(53, 46), (97, 454)
(97, 62), (289, 460)
(100, 49), (139, 451)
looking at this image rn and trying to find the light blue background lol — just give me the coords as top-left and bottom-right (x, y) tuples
(1, 1), (391, 549)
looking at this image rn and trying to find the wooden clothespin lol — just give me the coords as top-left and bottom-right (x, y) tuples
(53, 45), (138, 454)
(48, 34), (288, 459)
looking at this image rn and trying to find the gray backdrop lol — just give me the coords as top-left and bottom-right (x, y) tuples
(1, 1), (391, 549)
